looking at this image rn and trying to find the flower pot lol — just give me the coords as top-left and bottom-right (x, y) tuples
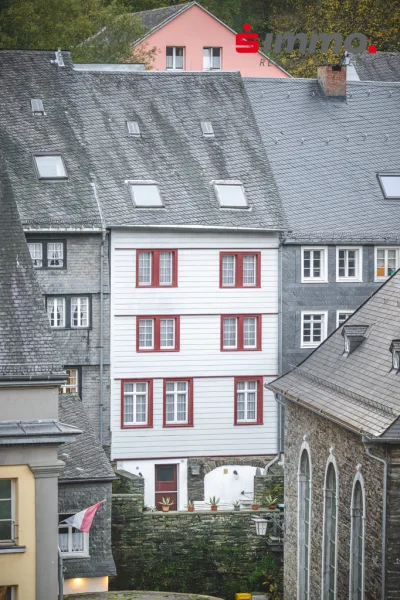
(188, 506), (194, 512)
(211, 505), (218, 511)
(162, 506), (170, 512)
(252, 504), (259, 510)
(268, 504), (277, 510)
(234, 505), (240, 511)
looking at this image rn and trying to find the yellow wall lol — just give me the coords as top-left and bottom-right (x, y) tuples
(0, 465), (36, 600)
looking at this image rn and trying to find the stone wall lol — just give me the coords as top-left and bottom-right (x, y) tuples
(386, 447), (400, 599)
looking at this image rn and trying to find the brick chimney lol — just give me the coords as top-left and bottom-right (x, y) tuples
(318, 65), (346, 100)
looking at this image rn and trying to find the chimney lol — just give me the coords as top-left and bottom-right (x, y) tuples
(318, 64), (346, 100)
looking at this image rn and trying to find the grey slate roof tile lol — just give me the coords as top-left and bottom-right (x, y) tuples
(350, 51), (400, 82)
(132, 2), (194, 39)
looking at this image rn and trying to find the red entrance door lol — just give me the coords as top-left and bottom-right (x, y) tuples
(155, 464), (178, 511)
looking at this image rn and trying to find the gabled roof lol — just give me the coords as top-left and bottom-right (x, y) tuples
(268, 271), (400, 438)
(245, 75), (400, 243)
(132, 2), (195, 41)
(58, 394), (115, 481)
(349, 51), (400, 82)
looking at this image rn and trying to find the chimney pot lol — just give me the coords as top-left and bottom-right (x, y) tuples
(318, 65), (346, 100)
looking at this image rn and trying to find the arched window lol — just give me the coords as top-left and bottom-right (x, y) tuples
(298, 448), (311, 599)
(323, 460), (338, 599)
(350, 475), (365, 599)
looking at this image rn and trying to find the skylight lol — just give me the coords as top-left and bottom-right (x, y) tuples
(34, 155), (67, 180)
(201, 121), (214, 137)
(31, 99), (45, 115)
(129, 182), (163, 207)
(214, 182), (248, 208)
(127, 121), (141, 137)
(378, 174), (400, 199)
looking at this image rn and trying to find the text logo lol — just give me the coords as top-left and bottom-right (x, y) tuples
(236, 23), (259, 53)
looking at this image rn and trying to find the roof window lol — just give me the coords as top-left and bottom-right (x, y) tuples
(342, 324), (369, 356)
(378, 174), (400, 199)
(34, 155), (68, 180)
(128, 181), (163, 208)
(31, 99), (45, 115)
(127, 121), (141, 137)
(214, 181), (248, 208)
(201, 121), (214, 137)
(390, 340), (400, 371)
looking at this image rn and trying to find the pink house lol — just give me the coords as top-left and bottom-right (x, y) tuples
(133, 2), (290, 78)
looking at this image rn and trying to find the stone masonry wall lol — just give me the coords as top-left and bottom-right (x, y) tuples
(284, 401), (384, 600)
(386, 447), (400, 599)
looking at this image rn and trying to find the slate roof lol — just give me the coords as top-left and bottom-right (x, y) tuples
(268, 270), (400, 438)
(350, 51), (400, 82)
(0, 420), (80, 444)
(132, 2), (194, 41)
(0, 162), (65, 378)
(245, 75), (400, 243)
(58, 394), (115, 481)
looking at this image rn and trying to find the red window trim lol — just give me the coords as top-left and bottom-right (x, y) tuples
(163, 377), (194, 428)
(136, 249), (178, 287)
(220, 315), (262, 351)
(234, 376), (263, 426)
(120, 378), (154, 429)
(136, 316), (180, 352)
(219, 252), (261, 288)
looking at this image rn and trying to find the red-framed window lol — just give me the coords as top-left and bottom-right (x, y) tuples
(136, 316), (180, 352)
(136, 250), (178, 287)
(220, 252), (261, 288)
(220, 315), (262, 351)
(121, 379), (153, 428)
(234, 376), (263, 425)
(163, 378), (194, 427)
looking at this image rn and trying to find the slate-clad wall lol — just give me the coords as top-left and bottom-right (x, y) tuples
(284, 401), (384, 600)
(282, 244), (380, 374)
(26, 232), (111, 444)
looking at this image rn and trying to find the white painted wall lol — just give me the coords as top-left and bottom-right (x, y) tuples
(204, 465), (258, 504)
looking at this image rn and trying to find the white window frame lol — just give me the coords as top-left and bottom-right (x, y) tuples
(127, 121), (140, 137)
(374, 247), (400, 281)
(159, 252), (173, 285)
(58, 517), (89, 558)
(123, 381), (149, 426)
(166, 46), (185, 70)
(349, 470), (366, 600)
(377, 173), (400, 199)
(336, 310), (354, 329)
(0, 479), (15, 543)
(127, 180), (164, 208)
(301, 247), (328, 283)
(213, 180), (248, 208)
(336, 247), (362, 282)
(31, 98), (45, 115)
(301, 311), (328, 348)
(160, 318), (175, 349)
(59, 368), (79, 395)
(321, 452), (339, 600)
(243, 316), (257, 349)
(138, 318), (155, 350)
(203, 47), (222, 70)
(34, 154), (68, 180)
(71, 297), (89, 328)
(298, 441), (312, 600)
(47, 242), (64, 267)
(27, 242), (43, 267)
(47, 297), (66, 328)
(165, 380), (189, 424)
(236, 379), (258, 423)
(223, 317), (238, 349)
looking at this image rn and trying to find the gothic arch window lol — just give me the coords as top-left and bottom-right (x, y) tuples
(298, 445), (312, 599)
(350, 471), (365, 600)
(322, 456), (338, 599)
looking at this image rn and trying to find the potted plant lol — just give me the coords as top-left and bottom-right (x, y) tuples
(209, 496), (220, 511)
(160, 497), (174, 512)
(233, 500), (241, 512)
(251, 502), (259, 510)
(185, 500), (195, 512)
(265, 494), (278, 509)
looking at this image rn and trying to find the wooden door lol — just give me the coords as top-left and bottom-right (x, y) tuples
(155, 464), (178, 511)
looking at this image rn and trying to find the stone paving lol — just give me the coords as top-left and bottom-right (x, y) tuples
(64, 592), (223, 600)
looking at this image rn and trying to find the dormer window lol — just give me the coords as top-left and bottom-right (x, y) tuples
(34, 155), (67, 180)
(389, 340), (400, 371)
(31, 99), (45, 115)
(127, 121), (140, 137)
(342, 324), (369, 356)
(214, 181), (248, 208)
(378, 174), (400, 199)
(201, 121), (214, 137)
(128, 181), (163, 208)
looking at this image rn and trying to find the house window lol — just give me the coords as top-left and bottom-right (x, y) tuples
(214, 182), (248, 208)
(375, 247), (399, 280)
(298, 448), (311, 600)
(121, 379), (153, 427)
(129, 182), (163, 207)
(136, 316), (180, 352)
(350, 476), (365, 600)
(336, 311), (353, 328)
(234, 377), (263, 425)
(378, 174), (400, 199)
(322, 462), (338, 599)
(0, 480), (14, 543)
(136, 250), (177, 287)
(301, 312), (327, 348)
(46, 296), (91, 329)
(34, 155), (67, 180)
(336, 247), (362, 281)
(0, 587), (14, 599)
(31, 98), (45, 115)
(58, 514), (89, 557)
(164, 379), (194, 427)
(166, 46), (184, 70)
(203, 47), (221, 70)
(200, 121), (214, 137)
(27, 240), (65, 268)
(301, 247), (328, 283)
(221, 315), (261, 351)
(59, 368), (80, 395)
(127, 121), (140, 136)
(220, 252), (261, 287)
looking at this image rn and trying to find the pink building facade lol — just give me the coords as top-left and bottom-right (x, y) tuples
(135, 3), (289, 78)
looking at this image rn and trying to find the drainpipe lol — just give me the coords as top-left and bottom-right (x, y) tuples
(58, 546), (64, 600)
(363, 439), (388, 600)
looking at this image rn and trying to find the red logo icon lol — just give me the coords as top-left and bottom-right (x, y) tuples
(236, 23), (259, 53)
(368, 45), (377, 53)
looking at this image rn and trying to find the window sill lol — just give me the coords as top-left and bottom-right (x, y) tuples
(235, 421), (263, 426)
(300, 278), (329, 284)
(163, 423), (194, 428)
(301, 342), (322, 349)
(0, 544), (26, 554)
(336, 277), (363, 283)
(62, 553), (90, 559)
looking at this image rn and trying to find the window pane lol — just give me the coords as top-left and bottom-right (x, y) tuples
(138, 252), (152, 284)
(139, 319), (154, 348)
(223, 318), (237, 347)
(203, 47), (211, 70)
(380, 175), (400, 198)
(160, 319), (175, 348)
(166, 394), (175, 422)
(28, 242), (43, 267)
(124, 394), (133, 423)
(71, 297), (89, 328)
(0, 521), (12, 540)
(222, 255), (235, 285)
(303, 250), (311, 278)
(247, 392), (256, 420)
(0, 480), (11, 499)
(237, 392), (245, 420)
(0, 500), (11, 519)
(313, 251), (321, 277)
(175, 47), (184, 69)
(130, 184), (163, 207)
(159, 252), (172, 284)
(215, 184), (248, 208)
(135, 393), (147, 423)
(338, 249), (345, 278)
(243, 255), (256, 285)
(48, 297), (65, 328)
(35, 155), (67, 179)
(48, 242), (63, 267)
(212, 47), (221, 69)
(124, 383), (133, 393)
(166, 47), (173, 69)
(244, 317), (256, 347)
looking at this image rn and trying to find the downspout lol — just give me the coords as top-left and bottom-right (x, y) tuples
(363, 439), (388, 600)
(58, 546), (64, 600)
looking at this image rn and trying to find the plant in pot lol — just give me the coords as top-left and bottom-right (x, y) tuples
(233, 500), (241, 512)
(209, 496), (220, 511)
(185, 500), (195, 512)
(160, 497), (174, 512)
(251, 501), (259, 510)
(265, 494), (278, 509)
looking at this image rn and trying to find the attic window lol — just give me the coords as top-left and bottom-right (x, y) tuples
(201, 121), (214, 137)
(214, 181), (248, 208)
(389, 340), (400, 371)
(34, 155), (68, 180)
(31, 99), (45, 115)
(378, 174), (400, 199)
(342, 324), (369, 356)
(128, 181), (163, 207)
(127, 121), (140, 137)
